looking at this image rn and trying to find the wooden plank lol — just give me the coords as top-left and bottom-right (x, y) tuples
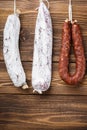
(0, 95), (87, 130)
(0, 0), (87, 62)
(0, 1), (87, 129)
(0, 61), (87, 95)
(0, 0), (87, 10)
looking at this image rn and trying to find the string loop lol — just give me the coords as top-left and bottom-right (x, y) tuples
(39, 0), (49, 9)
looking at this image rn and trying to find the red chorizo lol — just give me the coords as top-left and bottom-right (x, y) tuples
(59, 20), (86, 85)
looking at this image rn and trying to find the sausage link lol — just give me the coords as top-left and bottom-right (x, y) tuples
(32, 2), (53, 94)
(3, 14), (28, 89)
(59, 20), (86, 85)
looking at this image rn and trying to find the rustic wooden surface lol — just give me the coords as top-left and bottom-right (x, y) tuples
(0, 0), (87, 129)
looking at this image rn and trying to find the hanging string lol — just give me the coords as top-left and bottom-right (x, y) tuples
(45, 0), (49, 9)
(14, 0), (16, 14)
(39, 0), (43, 2)
(42, 0), (49, 9)
(36, 0), (49, 10)
(69, 0), (72, 22)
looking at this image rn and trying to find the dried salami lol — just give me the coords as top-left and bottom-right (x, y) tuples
(32, 1), (53, 94)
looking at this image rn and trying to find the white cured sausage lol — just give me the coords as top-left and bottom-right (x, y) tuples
(32, 1), (53, 94)
(3, 14), (28, 89)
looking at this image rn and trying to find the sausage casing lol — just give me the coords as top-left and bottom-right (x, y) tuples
(59, 20), (86, 85)
(3, 14), (28, 89)
(32, 2), (53, 94)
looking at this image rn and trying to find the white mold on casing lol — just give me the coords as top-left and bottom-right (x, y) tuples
(32, 2), (53, 94)
(3, 14), (28, 89)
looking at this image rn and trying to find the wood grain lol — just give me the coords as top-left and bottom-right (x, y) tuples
(0, 62), (87, 95)
(0, 95), (87, 130)
(0, 0), (87, 129)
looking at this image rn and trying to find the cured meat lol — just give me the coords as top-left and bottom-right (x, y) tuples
(32, 1), (53, 94)
(3, 14), (28, 89)
(59, 20), (86, 85)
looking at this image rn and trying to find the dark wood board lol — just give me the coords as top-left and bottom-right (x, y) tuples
(0, 0), (87, 129)
(0, 95), (87, 130)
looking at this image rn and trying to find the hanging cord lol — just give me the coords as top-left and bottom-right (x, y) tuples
(14, 0), (21, 15)
(36, 0), (49, 10)
(41, 0), (49, 9)
(45, 0), (49, 9)
(69, 0), (72, 23)
(14, 0), (16, 14)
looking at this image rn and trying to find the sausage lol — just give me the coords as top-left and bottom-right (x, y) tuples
(32, 1), (53, 94)
(59, 20), (86, 85)
(3, 14), (28, 89)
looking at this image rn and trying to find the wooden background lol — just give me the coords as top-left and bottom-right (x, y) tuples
(0, 0), (87, 129)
